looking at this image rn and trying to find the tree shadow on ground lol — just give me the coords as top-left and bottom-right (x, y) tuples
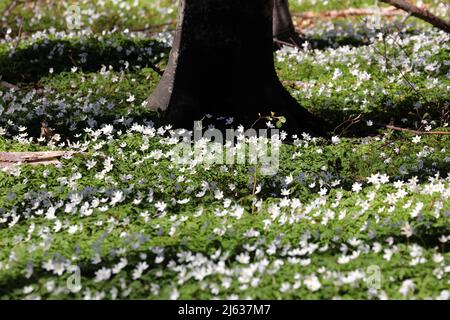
(0, 35), (448, 140)
(0, 36), (170, 84)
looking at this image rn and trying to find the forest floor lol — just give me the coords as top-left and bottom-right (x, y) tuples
(0, 0), (449, 299)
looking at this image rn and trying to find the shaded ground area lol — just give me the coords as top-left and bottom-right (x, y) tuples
(1, 27), (448, 137)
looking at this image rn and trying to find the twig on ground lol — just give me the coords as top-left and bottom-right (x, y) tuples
(293, 7), (403, 19)
(251, 170), (258, 214)
(12, 0), (38, 51)
(0, 151), (83, 169)
(273, 38), (297, 48)
(0, 81), (19, 89)
(1, 0), (25, 17)
(376, 123), (450, 135)
(333, 114), (362, 136)
(129, 21), (176, 33)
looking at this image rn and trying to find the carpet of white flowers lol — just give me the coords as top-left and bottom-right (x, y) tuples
(0, 0), (449, 299)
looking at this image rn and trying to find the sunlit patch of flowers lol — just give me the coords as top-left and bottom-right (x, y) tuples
(0, 117), (449, 299)
(0, 0), (449, 301)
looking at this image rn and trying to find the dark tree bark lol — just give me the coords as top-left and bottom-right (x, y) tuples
(147, 0), (326, 136)
(272, 0), (304, 47)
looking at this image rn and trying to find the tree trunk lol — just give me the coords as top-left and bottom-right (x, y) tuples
(147, 0), (326, 135)
(273, 0), (303, 46)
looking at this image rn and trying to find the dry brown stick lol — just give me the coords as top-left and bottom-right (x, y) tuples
(0, 151), (86, 169)
(128, 21), (176, 33)
(13, 19), (24, 50)
(12, 0), (39, 51)
(333, 114), (362, 135)
(0, 81), (19, 89)
(381, 0), (450, 33)
(377, 123), (450, 135)
(0, 151), (78, 163)
(293, 7), (403, 19)
(1, 0), (25, 17)
(251, 170), (258, 214)
(273, 38), (297, 48)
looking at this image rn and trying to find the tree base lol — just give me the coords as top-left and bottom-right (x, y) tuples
(157, 79), (329, 137)
(273, 30), (305, 48)
(147, 0), (329, 137)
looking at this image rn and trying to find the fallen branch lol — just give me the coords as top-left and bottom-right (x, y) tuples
(273, 38), (297, 48)
(0, 81), (19, 90)
(293, 7), (403, 19)
(0, 151), (79, 169)
(128, 20), (176, 33)
(377, 123), (450, 135)
(381, 0), (450, 33)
